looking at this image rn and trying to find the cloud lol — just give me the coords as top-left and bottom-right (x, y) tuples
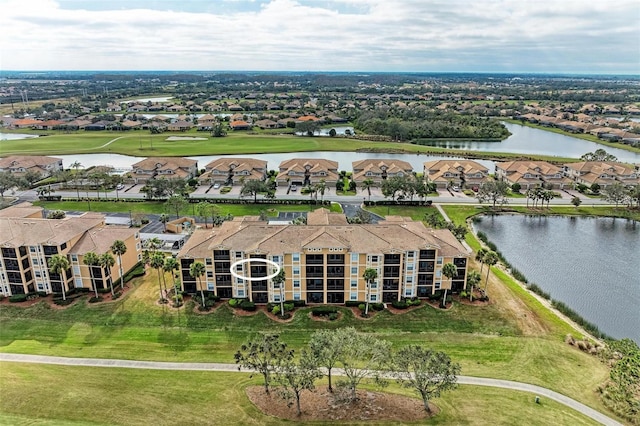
(0, 0), (638, 73)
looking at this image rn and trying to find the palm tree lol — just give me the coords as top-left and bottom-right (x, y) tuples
(466, 270), (482, 302)
(110, 240), (127, 290)
(189, 261), (206, 309)
(362, 178), (374, 202)
(150, 252), (166, 302)
(441, 262), (458, 307)
(83, 251), (100, 298)
(482, 251), (499, 296)
(99, 253), (116, 296)
(316, 179), (327, 203)
(48, 254), (70, 301)
(70, 161), (82, 201)
(362, 268), (378, 316)
(272, 267), (286, 317)
(159, 213), (169, 232)
(475, 248), (487, 276)
(163, 257), (180, 306)
(145, 237), (163, 252)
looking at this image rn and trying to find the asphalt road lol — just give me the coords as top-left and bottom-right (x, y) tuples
(0, 353), (622, 426)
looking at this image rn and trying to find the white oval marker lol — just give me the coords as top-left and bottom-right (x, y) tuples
(229, 258), (281, 282)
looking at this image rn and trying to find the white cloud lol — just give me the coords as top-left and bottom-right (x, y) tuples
(0, 0), (638, 73)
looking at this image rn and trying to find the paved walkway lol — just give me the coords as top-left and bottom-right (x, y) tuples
(0, 353), (622, 426)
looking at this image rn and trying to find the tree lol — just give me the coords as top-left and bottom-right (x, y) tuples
(590, 183), (601, 194)
(83, 251), (100, 298)
(482, 251), (499, 296)
(476, 180), (510, 209)
(335, 327), (391, 402)
(274, 350), (323, 416)
(271, 267), (286, 318)
(235, 333), (294, 395)
(511, 182), (521, 193)
(315, 179), (327, 203)
(466, 270), (482, 302)
(361, 178), (375, 202)
(580, 149), (618, 162)
(475, 248), (487, 276)
(48, 254), (70, 301)
(99, 252), (116, 296)
(240, 179), (269, 202)
(150, 252), (167, 302)
(110, 240), (127, 290)
(441, 263), (457, 307)
(159, 213), (169, 232)
(189, 261), (206, 309)
(571, 196), (582, 208)
(308, 329), (343, 393)
(362, 268), (378, 317)
(196, 201), (215, 227)
(0, 172), (19, 199)
(22, 170), (42, 188)
(70, 161), (83, 201)
(389, 346), (460, 413)
(165, 195), (188, 219)
(163, 257), (180, 306)
(602, 183), (629, 208)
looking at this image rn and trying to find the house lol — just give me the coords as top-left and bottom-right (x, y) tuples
(495, 161), (571, 190)
(423, 160), (489, 189)
(564, 162), (640, 189)
(130, 157), (198, 184)
(167, 120), (193, 132)
(198, 158), (268, 186)
(196, 114), (218, 131)
(276, 158), (339, 187)
(351, 159), (413, 185)
(177, 209), (469, 304)
(0, 208), (141, 297)
(255, 119), (280, 129)
(0, 155), (63, 178)
(230, 120), (252, 131)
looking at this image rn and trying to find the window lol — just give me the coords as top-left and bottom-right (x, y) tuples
(436, 270), (442, 278)
(73, 266), (80, 275)
(205, 258), (213, 266)
(207, 283), (215, 291)
(70, 254), (78, 262)
(405, 289), (413, 297)
(350, 292), (358, 301)
(406, 276), (413, 283)
(236, 289), (245, 297)
(35, 271), (41, 278)
(351, 279), (358, 287)
(206, 271), (213, 278)
(370, 255), (378, 262)
(60, 242), (67, 250)
(292, 253), (300, 262)
(75, 278), (83, 287)
(37, 284), (44, 291)
(437, 257), (443, 265)
(273, 294), (281, 302)
(237, 278), (244, 284)
(30, 246), (37, 253)
(236, 265), (243, 272)
(293, 267), (300, 275)
(370, 294), (378, 302)
(351, 267), (358, 275)
(435, 281), (441, 290)
(293, 280), (300, 288)
(407, 263), (414, 271)
(272, 255), (281, 264)
(407, 251), (414, 258)
(136, 243), (141, 250)
(293, 293), (301, 301)
(351, 253), (359, 262)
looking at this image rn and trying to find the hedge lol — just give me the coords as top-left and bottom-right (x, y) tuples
(9, 294), (28, 303)
(311, 306), (338, 316)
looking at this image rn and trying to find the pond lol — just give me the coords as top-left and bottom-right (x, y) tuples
(0, 132), (39, 140)
(472, 214), (640, 343)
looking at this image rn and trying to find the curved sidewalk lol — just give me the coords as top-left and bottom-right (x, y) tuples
(0, 353), (622, 426)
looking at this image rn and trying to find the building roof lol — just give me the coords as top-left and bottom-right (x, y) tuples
(204, 157), (267, 172)
(352, 159), (413, 181)
(0, 155), (62, 170)
(0, 202), (44, 218)
(0, 213), (104, 248)
(131, 157), (197, 170)
(70, 226), (137, 255)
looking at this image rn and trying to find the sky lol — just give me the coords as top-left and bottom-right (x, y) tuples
(1, 0), (639, 74)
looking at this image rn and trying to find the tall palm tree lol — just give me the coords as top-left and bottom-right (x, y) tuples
(362, 268), (378, 316)
(82, 251), (100, 298)
(466, 270), (482, 302)
(475, 248), (487, 276)
(482, 251), (499, 296)
(316, 179), (327, 203)
(441, 262), (458, 307)
(272, 267), (286, 317)
(190, 261), (207, 309)
(150, 252), (166, 302)
(48, 254), (70, 301)
(70, 161), (82, 201)
(362, 178), (374, 202)
(163, 257), (179, 305)
(99, 253), (116, 297)
(110, 240), (127, 290)
(144, 237), (163, 252)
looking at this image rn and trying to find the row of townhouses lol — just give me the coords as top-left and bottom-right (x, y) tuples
(2, 155), (639, 191)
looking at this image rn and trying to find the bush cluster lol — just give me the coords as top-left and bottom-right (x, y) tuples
(551, 300), (609, 339)
(311, 306), (338, 316)
(9, 294), (28, 303)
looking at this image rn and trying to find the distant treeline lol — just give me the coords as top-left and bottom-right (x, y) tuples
(354, 109), (510, 140)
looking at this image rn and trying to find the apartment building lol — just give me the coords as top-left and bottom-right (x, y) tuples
(198, 157), (268, 186)
(177, 208), (469, 305)
(0, 155), (63, 178)
(130, 157), (198, 184)
(276, 158), (340, 187)
(495, 160), (572, 190)
(0, 204), (141, 296)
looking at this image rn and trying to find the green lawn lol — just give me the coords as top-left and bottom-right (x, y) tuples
(0, 363), (600, 426)
(0, 129), (580, 162)
(33, 200), (342, 216)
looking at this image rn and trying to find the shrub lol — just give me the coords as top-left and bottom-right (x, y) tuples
(112, 292), (122, 300)
(371, 303), (384, 311)
(286, 299), (306, 307)
(271, 305), (281, 316)
(278, 312), (292, 320)
(88, 296), (103, 303)
(328, 312), (339, 321)
(197, 304), (212, 312)
(312, 306), (338, 316)
(527, 283), (551, 300)
(510, 267), (528, 283)
(346, 300), (363, 307)
(122, 262), (145, 282)
(240, 300), (256, 311)
(357, 303), (365, 311)
(53, 298), (73, 306)
(228, 298), (239, 307)
(37, 291), (48, 297)
(283, 302), (295, 312)
(460, 291), (468, 298)
(392, 300), (408, 309)
(9, 294), (28, 303)
(407, 298), (422, 306)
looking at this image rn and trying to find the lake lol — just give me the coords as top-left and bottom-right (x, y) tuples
(473, 214), (640, 343)
(0, 132), (39, 140)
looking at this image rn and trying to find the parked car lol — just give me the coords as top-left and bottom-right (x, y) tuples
(452, 186), (460, 192)
(116, 183), (125, 190)
(290, 185), (297, 191)
(213, 183), (220, 189)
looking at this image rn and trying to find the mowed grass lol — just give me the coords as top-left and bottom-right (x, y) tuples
(0, 363), (601, 426)
(0, 272), (612, 415)
(0, 129), (579, 162)
(33, 200), (343, 216)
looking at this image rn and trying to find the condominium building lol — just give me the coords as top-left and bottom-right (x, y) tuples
(351, 159), (413, 185)
(177, 209), (469, 304)
(423, 159), (489, 189)
(564, 161), (640, 188)
(0, 155), (63, 178)
(495, 160), (572, 189)
(0, 203), (141, 296)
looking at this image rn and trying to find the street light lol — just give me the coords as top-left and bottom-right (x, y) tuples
(128, 210), (132, 227)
